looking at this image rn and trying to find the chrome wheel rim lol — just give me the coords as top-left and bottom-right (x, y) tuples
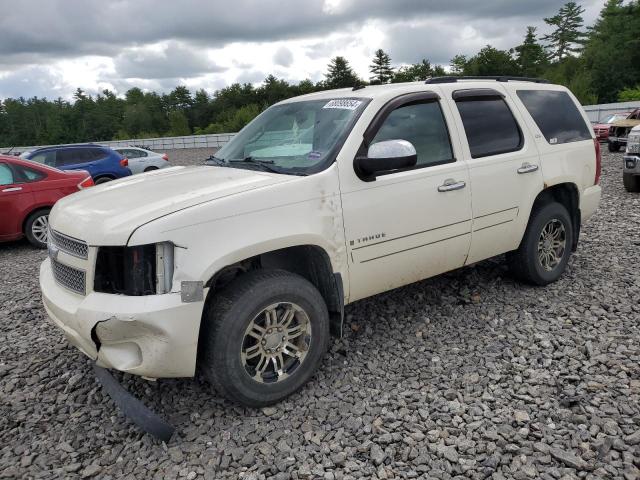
(537, 219), (566, 272)
(241, 302), (311, 384)
(32, 215), (49, 244)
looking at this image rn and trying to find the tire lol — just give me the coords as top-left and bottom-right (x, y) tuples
(144, 166), (159, 172)
(623, 172), (640, 192)
(608, 141), (620, 152)
(94, 176), (113, 185)
(507, 202), (573, 286)
(24, 209), (51, 249)
(199, 269), (330, 407)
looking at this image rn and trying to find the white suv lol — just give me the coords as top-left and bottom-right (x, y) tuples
(40, 77), (601, 408)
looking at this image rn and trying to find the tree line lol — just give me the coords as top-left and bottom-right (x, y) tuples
(1, 0), (639, 148)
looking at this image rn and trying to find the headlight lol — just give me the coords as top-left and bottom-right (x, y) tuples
(94, 242), (174, 296)
(626, 135), (640, 154)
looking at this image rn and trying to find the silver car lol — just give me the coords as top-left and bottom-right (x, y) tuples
(114, 147), (170, 174)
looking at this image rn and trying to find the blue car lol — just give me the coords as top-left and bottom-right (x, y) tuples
(22, 144), (132, 184)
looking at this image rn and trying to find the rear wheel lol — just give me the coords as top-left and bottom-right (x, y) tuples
(199, 269), (330, 407)
(24, 209), (50, 249)
(507, 202), (573, 286)
(623, 172), (640, 192)
(144, 166), (158, 172)
(608, 141), (620, 152)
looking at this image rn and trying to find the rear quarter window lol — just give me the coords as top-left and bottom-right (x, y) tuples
(516, 90), (592, 145)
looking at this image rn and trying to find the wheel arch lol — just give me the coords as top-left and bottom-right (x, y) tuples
(531, 182), (580, 251)
(21, 205), (52, 235)
(202, 244), (345, 337)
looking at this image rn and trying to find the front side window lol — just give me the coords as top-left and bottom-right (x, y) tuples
(456, 96), (522, 158)
(28, 151), (56, 167)
(516, 90), (592, 145)
(371, 101), (454, 168)
(0, 163), (14, 185)
(212, 98), (368, 175)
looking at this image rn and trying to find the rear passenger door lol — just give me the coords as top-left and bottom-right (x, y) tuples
(445, 86), (544, 264)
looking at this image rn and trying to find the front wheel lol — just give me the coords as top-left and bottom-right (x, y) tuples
(199, 270), (330, 407)
(24, 209), (50, 249)
(623, 172), (640, 192)
(507, 202), (573, 286)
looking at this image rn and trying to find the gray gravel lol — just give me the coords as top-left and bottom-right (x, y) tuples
(1, 150), (639, 480)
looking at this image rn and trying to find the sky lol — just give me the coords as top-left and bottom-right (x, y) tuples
(0, 0), (605, 100)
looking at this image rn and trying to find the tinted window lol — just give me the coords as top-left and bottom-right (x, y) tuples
(456, 97), (522, 158)
(57, 149), (83, 166)
(87, 148), (106, 161)
(0, 163), (14, 185)
(371, 101), (453, 168)
(516, 90), (591, 144)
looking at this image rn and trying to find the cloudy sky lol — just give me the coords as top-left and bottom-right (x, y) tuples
(0, 0), (604, 100)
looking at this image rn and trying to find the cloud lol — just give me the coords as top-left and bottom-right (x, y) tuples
(0, 0), (607, 99)
(114, 43), (224, 80)
(273, 47), (294, 67)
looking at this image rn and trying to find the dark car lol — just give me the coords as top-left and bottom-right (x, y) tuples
(21, 144), (132, 184)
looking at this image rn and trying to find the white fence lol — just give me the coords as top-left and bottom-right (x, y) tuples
(583, 101), (640, 123)
(1, 133), (236, 155)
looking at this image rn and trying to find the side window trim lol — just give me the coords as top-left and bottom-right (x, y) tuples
(355, 92), (456, 181)
(454, 94), (524, 159)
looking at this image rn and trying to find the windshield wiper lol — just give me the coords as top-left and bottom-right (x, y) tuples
(227, 156), (284, 174)
(204, 155), (228, 166)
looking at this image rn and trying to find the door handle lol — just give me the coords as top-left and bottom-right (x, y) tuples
(2, 187), (22, 192)
(438, 179), (466, 192)
(517, 163), (539, 174)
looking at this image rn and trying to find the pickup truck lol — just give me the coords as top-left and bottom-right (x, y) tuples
(40, 77), (601, 409)
(607, 108), (640, 152)
(623, 125), (640, 192)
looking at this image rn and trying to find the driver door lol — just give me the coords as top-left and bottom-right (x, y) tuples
(339, 92), (473, 302)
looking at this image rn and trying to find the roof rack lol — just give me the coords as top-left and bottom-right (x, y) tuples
(425, 76), (549, 84)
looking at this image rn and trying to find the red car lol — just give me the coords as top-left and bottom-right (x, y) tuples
(0, 155), (94, 248)
(593, 112), (632, 142)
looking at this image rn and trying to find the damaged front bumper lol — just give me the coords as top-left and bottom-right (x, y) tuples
(40, 258), (206, 379)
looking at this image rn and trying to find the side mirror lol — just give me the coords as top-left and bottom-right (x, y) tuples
(356, 139), (417, 177)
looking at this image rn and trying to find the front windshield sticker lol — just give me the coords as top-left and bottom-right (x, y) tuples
(323, 99), (363, 110)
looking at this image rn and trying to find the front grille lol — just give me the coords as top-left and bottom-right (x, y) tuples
(50, 230), (88, 259)
(52, 259), (86, 295)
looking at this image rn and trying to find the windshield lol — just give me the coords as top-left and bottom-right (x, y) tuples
(604, 113), (627, 124)
(213, 98), (368, 175)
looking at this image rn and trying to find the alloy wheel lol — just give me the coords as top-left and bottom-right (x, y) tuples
(537, 219), (566, 271)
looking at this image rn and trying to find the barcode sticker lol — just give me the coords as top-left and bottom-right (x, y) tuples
(323, 99), (362, 110)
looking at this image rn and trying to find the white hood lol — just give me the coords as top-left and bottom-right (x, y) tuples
(49, 165), (291, 245)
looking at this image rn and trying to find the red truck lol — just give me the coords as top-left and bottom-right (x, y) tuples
(0, 155), (93, 248)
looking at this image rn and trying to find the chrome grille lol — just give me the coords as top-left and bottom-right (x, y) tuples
(50, 229), (88, 259)
(52, 259), (86, 295)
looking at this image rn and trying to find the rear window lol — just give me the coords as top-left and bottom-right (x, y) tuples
(516, 90), (592, 145)
(455, 97), (522, 158)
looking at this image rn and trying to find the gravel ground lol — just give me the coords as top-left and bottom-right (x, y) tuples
(1, 150), (639, 480)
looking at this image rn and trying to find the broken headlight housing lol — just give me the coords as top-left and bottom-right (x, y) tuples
(94, 242), (174, 296)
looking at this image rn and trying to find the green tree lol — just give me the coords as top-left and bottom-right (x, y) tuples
(450, 55), (468, 75)
(369, 49), (394, 84)
(581, 0), (640, 102)
(392, 59), (433, 83)
(619, 86), (640, 102)
(463, 46), (520, 76)
(514, 27), (549, 77)
(542, 2), (586, 61)
(167, 110), (191, 136)
(324, 56), (362, 89)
